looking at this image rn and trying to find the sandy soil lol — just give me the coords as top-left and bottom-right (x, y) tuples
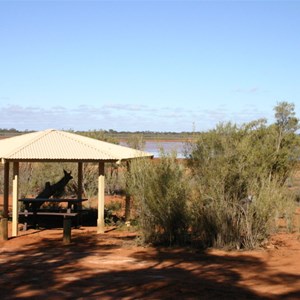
(1, 171), (300, 300)
(1, 224), (300, 300)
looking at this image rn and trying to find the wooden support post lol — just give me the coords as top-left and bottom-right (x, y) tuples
(12, 162), (19, 237)
(77, 162), (83, 199)
(3, 161), (9, 218)
(97, 162), (105, 234)
(1, 161), (9, 240)
(63, 217), (72, 244)
(76, 162), (83, 227)
(0, 218), (8, 240)
(125, 161), (131, 221)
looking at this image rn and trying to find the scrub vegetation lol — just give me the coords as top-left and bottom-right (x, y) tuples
(0, 102), (299, 249)
(127, 102), (300, 249)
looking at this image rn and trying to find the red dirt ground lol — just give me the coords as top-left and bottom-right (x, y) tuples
(1, 183), (300, 300)
(1, 223), (300, 300)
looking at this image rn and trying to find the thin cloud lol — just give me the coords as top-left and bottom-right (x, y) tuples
(0, 103), (274, 132)
(103, 103), (157, 112)
(0, 96), (10, 101)
(232, 87), (260, 94)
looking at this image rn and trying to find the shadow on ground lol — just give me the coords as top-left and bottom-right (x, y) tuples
(0, 231), (300, 299)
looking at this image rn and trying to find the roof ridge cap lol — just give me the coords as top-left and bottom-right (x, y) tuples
(60, 131), (152, 159)
(58, 130), (117, 159)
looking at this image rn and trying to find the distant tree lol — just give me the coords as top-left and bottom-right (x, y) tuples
(126, 134), (145, 150)
(77, 130), (118, 144)
(273, 101), (299, 152)
(267, 102), (300, 182)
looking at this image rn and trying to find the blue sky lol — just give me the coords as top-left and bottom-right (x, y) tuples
(0, 0), (299, 132)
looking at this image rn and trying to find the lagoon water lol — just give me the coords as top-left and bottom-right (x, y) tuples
(144, 141), (186, 158)
(121, 141), (187, 158)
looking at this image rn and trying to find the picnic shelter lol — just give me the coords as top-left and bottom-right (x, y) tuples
(0, 129), (153, 240)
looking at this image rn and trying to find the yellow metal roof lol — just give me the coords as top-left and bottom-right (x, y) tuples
(0, 129), (153, 162)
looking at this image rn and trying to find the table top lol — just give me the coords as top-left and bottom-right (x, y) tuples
(19, 198), (88, 203)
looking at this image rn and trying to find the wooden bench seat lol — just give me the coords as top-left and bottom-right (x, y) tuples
(18, 211), (78, 217)
(17, 211), (78, 244)
(14, 197), (88, 244)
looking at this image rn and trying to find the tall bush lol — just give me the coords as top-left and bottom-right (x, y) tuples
(127, 154), (189, 245)
(188, 102), (299, 249)
(189, 177), (296, 249)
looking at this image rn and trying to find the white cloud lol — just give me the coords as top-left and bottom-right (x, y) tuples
(232, 87), (267, 95)
(103, 103), (157, 113)
(0, 102), (273, 132)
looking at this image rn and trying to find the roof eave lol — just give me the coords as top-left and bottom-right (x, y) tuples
(1, 158), (121, 163)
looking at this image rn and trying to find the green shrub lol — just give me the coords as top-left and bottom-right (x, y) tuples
(105, 200), (122, 212)
(187, 102), (299, 249)
(127, 154), (189, 245)
(189, 177), (296, 249)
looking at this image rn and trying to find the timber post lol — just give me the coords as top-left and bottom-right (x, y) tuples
(77, 162), (83, 199)
(1, 161), (9, 240)
(63, 217), (72, 244)
(12, 162), (19, 237)
(97, 162), (105, 234)
(125, 161), (131, 221)
(77, 162), (83, 226)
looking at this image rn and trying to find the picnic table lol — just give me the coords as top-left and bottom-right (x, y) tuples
(19, 197), (88, 212)
(18, 198), (88, 243)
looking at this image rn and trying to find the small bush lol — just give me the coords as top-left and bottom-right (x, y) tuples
(105, 200), (122, 212)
